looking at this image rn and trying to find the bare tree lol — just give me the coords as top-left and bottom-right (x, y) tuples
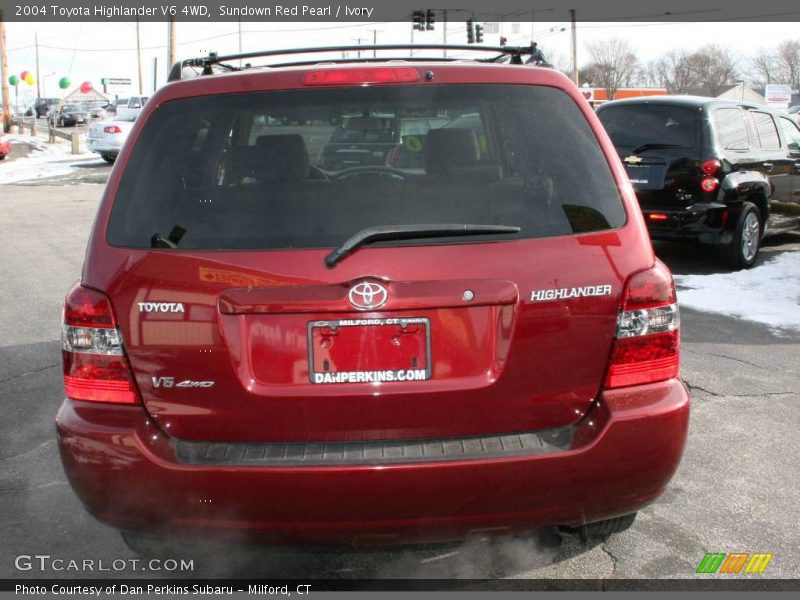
(775, 40), (800, 90)
(540, 48), (571, 77)
(583, 38), (640, 100)
(648, 49), (698, 94)
(687, 44), (738, 97)
(748, 48), (778, 87)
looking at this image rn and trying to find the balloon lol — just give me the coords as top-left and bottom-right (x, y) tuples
(20, 70), (30, 80)
(58, 77), (71, 90)
(79, 81), (93, 94)
(9, 75), (19, 86)
(24, 74), (34, 85)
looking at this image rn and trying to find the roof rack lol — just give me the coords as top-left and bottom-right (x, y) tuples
(167, 43), (549, 82)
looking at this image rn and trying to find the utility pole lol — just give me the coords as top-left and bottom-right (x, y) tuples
(35, 33), (41, 98)
(442, 10), (447, 58)
(352, 37), (363, 59)
(0, 10), (10, 132)
(167, 16), (177, 70)
(570, 9), (578, 85)
(152, 57), (157, 92)
(136, 17), (143, 94)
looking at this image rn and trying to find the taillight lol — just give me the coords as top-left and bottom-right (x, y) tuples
(648, 213), (668, 221)
(701, 159), (721, 175)
(304, 67), (420, 86)
(387, 146), (400, 167)
(605, 261), (680, 389)
(62, 283), (138, 404)
(701, 177), (719, 193)
(104, 125), (122, 134)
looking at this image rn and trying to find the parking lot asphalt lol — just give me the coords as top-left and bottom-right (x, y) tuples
(0, 179), (798, 582)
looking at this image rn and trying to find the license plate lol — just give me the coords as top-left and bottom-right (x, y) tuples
(308, 317), (431, 384)
(625, 164), (652, 185)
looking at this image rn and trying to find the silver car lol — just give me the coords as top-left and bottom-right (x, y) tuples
(86, 114), (137, 163)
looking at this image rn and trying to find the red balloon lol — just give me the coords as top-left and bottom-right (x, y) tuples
(20, 70), (30, 80)
(79, 81), (93, 94)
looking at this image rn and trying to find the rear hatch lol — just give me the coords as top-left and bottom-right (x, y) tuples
(100, 76), (638, 444)
(597, 103), (704, 209)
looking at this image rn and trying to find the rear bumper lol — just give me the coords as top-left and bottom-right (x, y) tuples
(56, 379), (689, 545)
(87, 137), (123, 155)
(642, 204), (732, 245)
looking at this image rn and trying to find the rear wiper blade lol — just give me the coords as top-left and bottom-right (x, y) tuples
(324, 223), (521, 268)
(629, 143), (684, 155)
(150, 225), (186, 249)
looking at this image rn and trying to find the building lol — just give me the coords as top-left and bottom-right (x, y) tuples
(580, 87), (668, 108)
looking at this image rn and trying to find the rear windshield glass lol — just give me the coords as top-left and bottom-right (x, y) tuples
(598, 104), (697, 151)
(107, 84), (625, 250)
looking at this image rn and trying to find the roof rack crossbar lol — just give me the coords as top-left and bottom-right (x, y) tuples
(168, 43), (548, 82)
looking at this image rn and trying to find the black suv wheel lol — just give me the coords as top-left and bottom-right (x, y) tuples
(722, 202), (761, 269)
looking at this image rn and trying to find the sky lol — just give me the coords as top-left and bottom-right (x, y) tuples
(3, 20), (799, 103)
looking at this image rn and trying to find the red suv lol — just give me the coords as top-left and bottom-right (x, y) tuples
(57, 45), (689, 554)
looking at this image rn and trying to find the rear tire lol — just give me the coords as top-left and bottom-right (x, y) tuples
(561, 513), (637, 539)
(100, 154), (115, 164)
(721, 201), (761, 269)
(120, 531), (175, 558)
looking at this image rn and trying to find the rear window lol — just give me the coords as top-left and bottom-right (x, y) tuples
(107, 84), (625, 250)
(597, 104), (697, 150)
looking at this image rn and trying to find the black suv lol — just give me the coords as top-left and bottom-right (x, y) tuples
(34, 97), (59, 118)
(597, 96), (800, 268)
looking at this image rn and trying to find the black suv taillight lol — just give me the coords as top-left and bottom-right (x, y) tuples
(605, 260), (680, 389)
(62, 283), (138, 404)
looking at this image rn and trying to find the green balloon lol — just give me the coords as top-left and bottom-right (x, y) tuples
(58, 77), (71, 90)
(9, 75), (19, 86)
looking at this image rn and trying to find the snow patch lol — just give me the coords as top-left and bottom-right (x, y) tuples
(0, 134), (100, 185)
(674, 252), (800, 332)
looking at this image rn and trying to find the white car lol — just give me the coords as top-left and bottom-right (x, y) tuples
(115, 96), (148, 119)
(86, 115), (137, 163)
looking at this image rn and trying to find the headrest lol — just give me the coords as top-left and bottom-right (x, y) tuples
(256, 134), (310, 182)
(424, 128), (480, 176)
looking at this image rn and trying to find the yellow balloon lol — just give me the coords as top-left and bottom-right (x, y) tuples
(24, 74), (34, 85)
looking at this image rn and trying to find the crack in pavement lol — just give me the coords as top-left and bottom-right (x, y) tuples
(0, 363), (60, 386)
(683, 380), (794, 399)
(0, 439), (56, 461)
(0, 480), (67, 495)
(601, 542), (618, 578)
(683, 349), (770, 370)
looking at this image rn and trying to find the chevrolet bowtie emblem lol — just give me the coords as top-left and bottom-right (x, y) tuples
(623, 155), (644, 164)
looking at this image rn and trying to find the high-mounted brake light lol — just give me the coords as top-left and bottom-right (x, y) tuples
(62, 283), (138, 405)
(701, 159), (721, 175)
(605, 260), (680, 389)
(701, 177), (719, 193)
(104, 125), (122, 134)
(304, 67), (420, 86)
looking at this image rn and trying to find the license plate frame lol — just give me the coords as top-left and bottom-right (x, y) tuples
(307, 317), (432, 384)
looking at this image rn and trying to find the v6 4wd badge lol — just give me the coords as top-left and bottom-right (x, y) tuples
(152, 377), (214, 388)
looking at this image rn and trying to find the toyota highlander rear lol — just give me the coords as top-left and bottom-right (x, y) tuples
(56, 49), (689, 550)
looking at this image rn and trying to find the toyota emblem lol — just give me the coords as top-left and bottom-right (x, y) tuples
(348, 282), (388, 310)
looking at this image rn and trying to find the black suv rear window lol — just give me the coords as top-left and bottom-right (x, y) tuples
(107, 84), (625, 250)
(598, 104), (697, 151)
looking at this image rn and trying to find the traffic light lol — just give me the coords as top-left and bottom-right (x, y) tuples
(475, 24), (484, 43)
(412, 10), (425, 31)
(426, 9), (435, 31)
(466, 19), (475, 44)
(500, 36), (508, 46)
